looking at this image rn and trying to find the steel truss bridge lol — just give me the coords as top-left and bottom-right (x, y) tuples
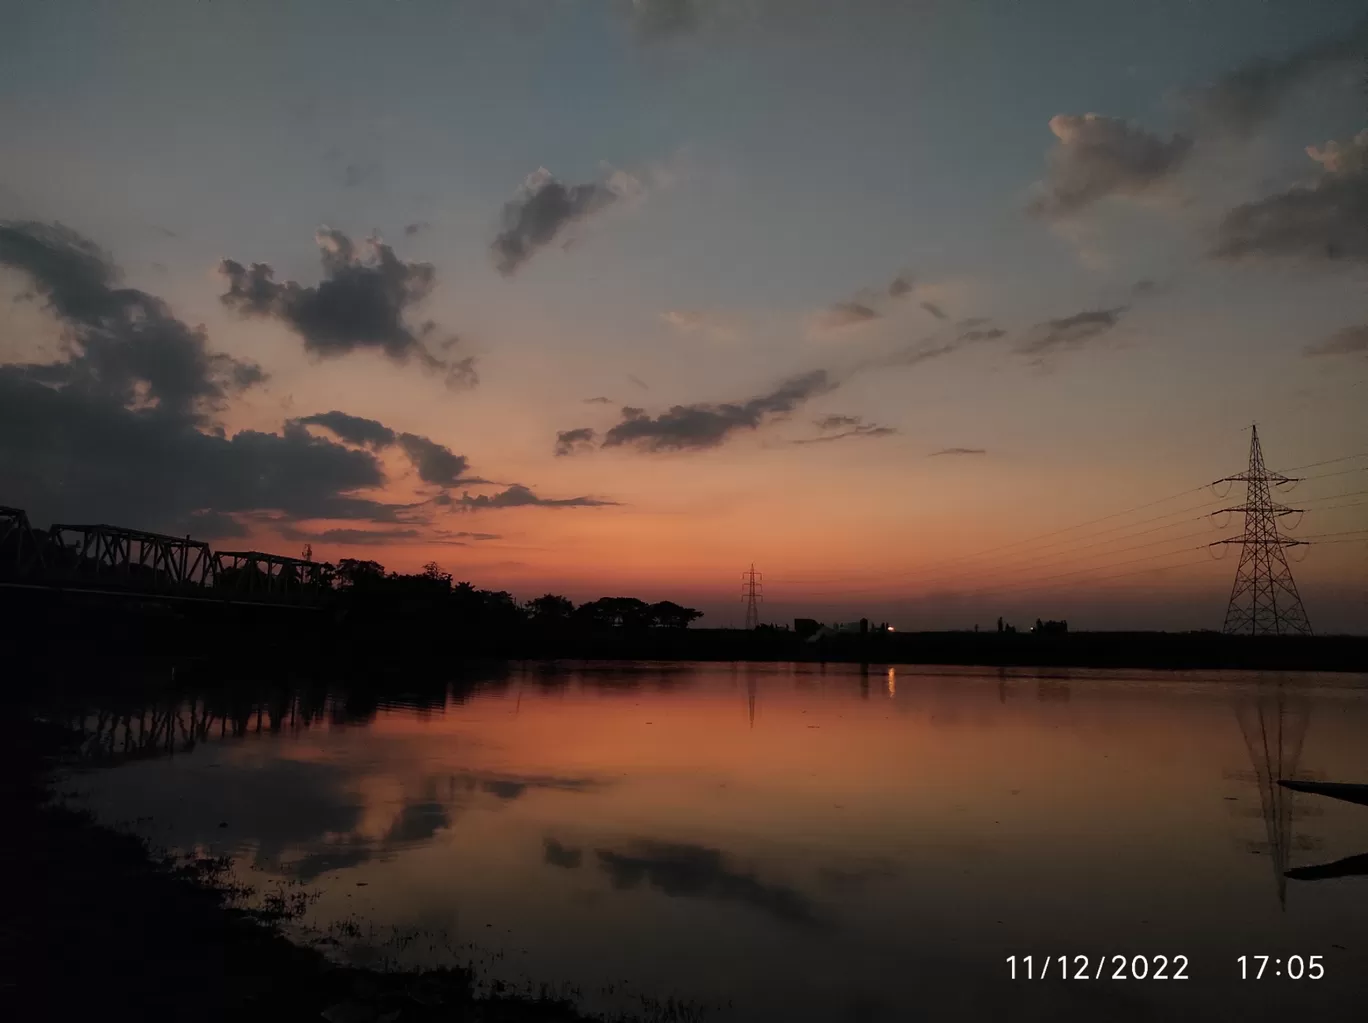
(1, 505), (325, 606)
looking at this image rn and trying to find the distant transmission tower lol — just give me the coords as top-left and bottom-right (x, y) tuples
(1211, 425), (1313, 635)
(741, 564), (763, 630)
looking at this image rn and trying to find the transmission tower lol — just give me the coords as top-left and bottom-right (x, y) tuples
(741, 564), (763, 630)
(1211, 425), (1313, 636)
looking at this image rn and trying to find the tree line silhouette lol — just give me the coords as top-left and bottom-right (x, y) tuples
(327, 558), (704, 632)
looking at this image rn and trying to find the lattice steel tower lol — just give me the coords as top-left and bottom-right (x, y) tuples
(1211, 425), (1312, 635)
(741, 564), (763, 630)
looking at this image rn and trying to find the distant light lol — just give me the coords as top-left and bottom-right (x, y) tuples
(887, 626), (895, 632)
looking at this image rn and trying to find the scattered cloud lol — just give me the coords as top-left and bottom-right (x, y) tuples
(791, 423), (896, 445)
(957, 327), (1005, 343)
(397, 432), (469, 486)
(544, 838), (583, 869)
(293, 410), (396, 449)
(492, 165), (643, 275)
(278, 526), (425, 546)
(625, 0), (701, 40)
(219, 229), (473, 386)
(342, 161), (382, 189)
(888, 273), (913, 299)
(459, 484), (618, 509)
(1017, 306), (1128, 357)
(817, 300), (881, 331)
(591, 370), (836, 453)
(814, 414), (861, 430)
(929, 447), (987, 457)
(919, 300), (946, 320)
(1306, 325), (1368, 357)
(627, 374), (650, 390)
(1028, 114), (1191, 218)
(0, 220), (265, 420)
(554, 427), (598, 456)
(1213, 130), (1368, 263)
(660, 309), (742, 341)
(1188, 20), (1368, 136)
(583, 396), (613, 404)
(403, 221), (430, 237)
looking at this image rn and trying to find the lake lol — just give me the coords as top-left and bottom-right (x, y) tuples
(63, 661), (1368, 1021)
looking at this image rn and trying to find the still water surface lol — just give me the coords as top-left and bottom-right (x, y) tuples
(68, 662), (1368, 1021)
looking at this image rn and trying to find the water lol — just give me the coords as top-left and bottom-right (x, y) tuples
(64, 662), (1368, 1021)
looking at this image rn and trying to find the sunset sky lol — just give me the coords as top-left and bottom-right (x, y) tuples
(2, 0), (1366, 630)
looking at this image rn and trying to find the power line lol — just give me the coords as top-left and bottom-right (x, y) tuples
(741, 564), (763, 630)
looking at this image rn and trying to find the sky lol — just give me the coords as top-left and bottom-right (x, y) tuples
(1, 0), (1366, 631)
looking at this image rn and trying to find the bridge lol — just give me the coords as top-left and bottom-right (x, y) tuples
(0, 505), (325, 607)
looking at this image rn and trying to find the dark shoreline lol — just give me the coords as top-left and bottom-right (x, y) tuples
(0, 712), (608, 1023)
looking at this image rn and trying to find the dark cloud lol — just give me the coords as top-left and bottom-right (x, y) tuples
(397, 432), (469, 486)
(403, 221), (430, 237)
(627, 374), (649, 390)
(0, 220), (265, 419)
(1306, 325), (1368, 357)
(1189, 20), (1368, 136)
(818, 300), (881, 330)
(814, 414), (861, 430)
(792, 423), (896, 445)
(930, 447), (987, 457)
(294, 410), (397, 449)
(342, 162), (382, 189)
(292, 410), (473, 488)
(957, 316), (989, 329)
(1132, 278), (1159, 296)
(957, 327), (1005, 342)
(491, 167), (637, 275)
(1028, 114), (1191, 217)
(1212, 133), (1368, 263)
(887, 273), (913, 299)
(1017, 306), (1128, 357)
(219, 229), (472, 386)
(185, 509), (250, 540)
(919, 300), (947, 320)
(554, 427), (598, 457)
(544, 837), (583, 869)
(596, 370), (835, 453)
(459, 484), (618, 509)
(595, 840), (824, 928)
(583, 396), (613, 404)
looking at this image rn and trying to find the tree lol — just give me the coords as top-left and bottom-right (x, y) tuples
(335, 558), (386, 589)
(649, 600), (703, 629)
(576, 596), (652, 629)
(527, 593), (575, 621)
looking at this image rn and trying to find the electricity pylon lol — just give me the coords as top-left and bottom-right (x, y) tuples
(741, 564), (763, 630)
(1210, 425), (1312, 635)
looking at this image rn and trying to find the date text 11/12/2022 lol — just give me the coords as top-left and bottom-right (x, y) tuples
(1007, 955), (1327, 980)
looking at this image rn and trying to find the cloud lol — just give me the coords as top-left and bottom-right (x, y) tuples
(817, 300), (881, 330)
(0, 220), (265, 420)
(554, 427), (598, 457)
(397, 432), (469, 486)
(596, 369), (835, 453)
(627, 374), (650, 390)
(292, 410), (473, 488)
(957, 327), (1005, 342)
(791, 423), (896, 445)
(1028, 114), (1191, 218)
(1213, 130), (1368, 262)
(583, 396), (613, 404)
(814, 414), (861, 430)
(293, 410), (397, 449)
(929, 447), (987, 457)
(1017, 306), (1128, 357)
(660, 309), (742, 341)
(459, 484), (618, 509)
(1306, 325), (1368, 357)
(888, 273), (914, 298)
(492, 166), (642, 275)
(1189, 20), (1368, 136)
(219, 229), (473, 386)
(279, 526), (425, 546)
(919, 300), (947, 320)
(595, 839), (824, 928)
(403, 221), (430, 237)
